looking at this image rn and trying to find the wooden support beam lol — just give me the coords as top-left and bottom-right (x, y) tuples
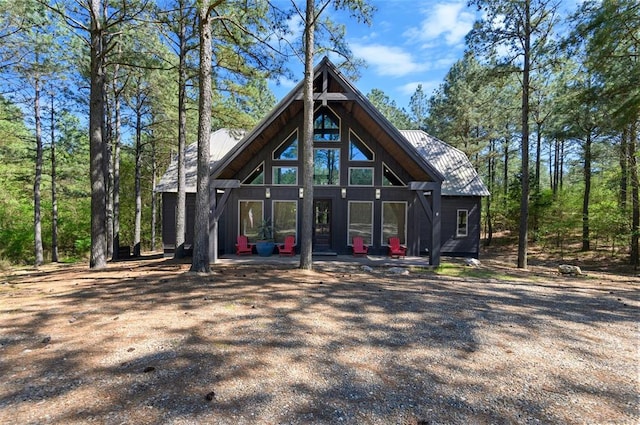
(294, 92), (356, 101)
(209, 185), (236, 263)
(212, 179), (240, 188)
(410, 182), (441, 266)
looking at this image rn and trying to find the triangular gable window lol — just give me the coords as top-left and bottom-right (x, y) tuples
(273, 131), (298, 160)
(349, 131), (374, 161)
(243, 162), (264, 185)
(382, 163), (405, 186)
(313, 108), (340, 142)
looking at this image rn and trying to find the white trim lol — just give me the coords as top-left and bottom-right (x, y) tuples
(381, 162), (406, 187)
(381, 201), (408, 245)
(348, 167), (374, 186)
(347, 201), (374, 246)
(313, 105), (341, 142)
(272, 200), (298, 244)
(241, 162), (264, 185)
(456, 209), (469, 237)
(349, 130), (374, 161)
(238, 199), (264, 241)
(272, 129), (298, 161)
(272, 166), (298, 185)
(313, 147), (341, 185)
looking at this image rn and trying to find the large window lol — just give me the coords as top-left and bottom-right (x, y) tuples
(273, 131), (298, 160)
(457, 209), (468, 237)
(273, 201), (297, 243)
(349, 167), (373, 186)
(243, 163), (264, 185)
(239, 200), (263, 241)
(273, 166), (298, 185)
(348, 201), (373, 245)
(382, 202), (407, 245)
(313, 108), (340, 141)
(382, 163), (405, 186)
(349, 131), (373, 161)
(314, 148), (340, 185)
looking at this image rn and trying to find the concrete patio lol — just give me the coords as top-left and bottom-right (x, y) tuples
(214, 253), (437, 269)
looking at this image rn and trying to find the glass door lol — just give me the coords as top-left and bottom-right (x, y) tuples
(313, 199), (331, 251)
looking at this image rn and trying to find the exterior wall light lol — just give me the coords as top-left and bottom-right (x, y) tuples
(375, 188), (381, 199)
(341, 188), (347, 198)
(299, 187), (304, 198)
(265, 188), (271, 198)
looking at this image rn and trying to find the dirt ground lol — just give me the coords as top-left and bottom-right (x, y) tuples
(0, 253), (638, 424)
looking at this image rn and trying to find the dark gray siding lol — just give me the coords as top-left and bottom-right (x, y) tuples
(162, 192), (176, 252)
(161, 192), (196, 255)
(439, 196), (482, 257)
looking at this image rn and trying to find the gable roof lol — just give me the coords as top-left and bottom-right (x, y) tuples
(400, 130), (490, 197)
(156, 128), (488, 197)
(210, 57), (445, 183)
(155, 128), (245, 193)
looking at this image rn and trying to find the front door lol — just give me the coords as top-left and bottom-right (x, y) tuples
(313, 199), (331, 251)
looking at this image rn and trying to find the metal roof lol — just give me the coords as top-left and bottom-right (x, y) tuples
(400, 130), (490, 197)
(156, 128), (489, 197)
(155, 128), (245, 193)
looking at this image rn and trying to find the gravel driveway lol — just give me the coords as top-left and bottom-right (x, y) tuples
(1, 257), (638, 424)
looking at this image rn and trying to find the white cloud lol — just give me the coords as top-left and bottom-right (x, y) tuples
(399, 80), (441, 97)
(351, 43), (428, 77)
(405, 1), (475, 46)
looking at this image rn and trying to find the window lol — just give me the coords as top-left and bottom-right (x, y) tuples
(348, 201), (373, 245)
(349, 167), (374, 186)
(382, 202), (407, 245)
(349, 132), (373, 161)
(273, 166), (298, 185)
(273, 131), (298, 160)
(313, 108), (340, 141)
(382, 163), (405, 186)
(243, 163), (264, 185)
(273, 201), (297, 243)
(457, 209), (468, 237)
(239, 200), (263, 242)
(314, 148), (340, 185)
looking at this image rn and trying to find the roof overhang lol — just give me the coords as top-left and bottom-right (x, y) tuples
(211, 57), (444, 184)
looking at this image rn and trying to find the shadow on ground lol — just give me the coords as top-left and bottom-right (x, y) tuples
(1, 256), (638, 424)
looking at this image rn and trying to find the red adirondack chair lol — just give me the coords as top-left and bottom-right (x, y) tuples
(277, 235), (296, 256)
(388, 237), (407, 259)
(235, 235), (254, 255)
(352, 236), (368, 256)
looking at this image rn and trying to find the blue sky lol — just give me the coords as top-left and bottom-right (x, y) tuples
(268, 0), (479, 109)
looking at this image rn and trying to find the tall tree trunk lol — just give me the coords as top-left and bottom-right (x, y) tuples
(134, 106), (142, 257)
(175, 2), (188, 259)
(111, 73), (121, 260)
(34, 77), (44, 266)
(151, 136), (157, 251)
(582, 132), (592, 251)
(299, 0), (315, 271)
(517, 0), (531, 269)
(559, 139), (565, 191)
(484, 139), (494, 246)
(548, 137), (553, 192)
(89, 0), (107, 269)
(190, 1), (214, 273)
(105, 86), (113, 260)
(503, 134), (509, 210)
(535, 121), (541, 190)
(629, 122), (639, 269)
(619, 127), (628, 210)
(553, 137), (560, 196)
(50, 92), (58, 263)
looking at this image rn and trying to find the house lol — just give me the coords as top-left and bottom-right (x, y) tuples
(156, 58), (489, 265)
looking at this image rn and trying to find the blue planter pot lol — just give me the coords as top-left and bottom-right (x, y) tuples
(255, 241), (275, 257)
